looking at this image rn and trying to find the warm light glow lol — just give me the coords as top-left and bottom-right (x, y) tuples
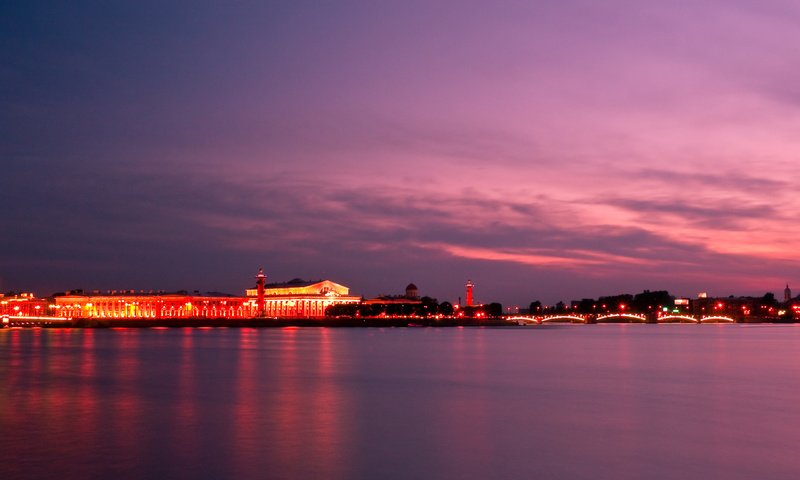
(658, 315), (698, 324)
(700, 316), (735, 323)
(541, 315), (585, 323)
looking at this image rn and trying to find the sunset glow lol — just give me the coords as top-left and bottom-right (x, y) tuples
(3, 1), (800, 304)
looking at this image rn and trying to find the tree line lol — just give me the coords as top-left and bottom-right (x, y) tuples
(326, 297), (503, 318)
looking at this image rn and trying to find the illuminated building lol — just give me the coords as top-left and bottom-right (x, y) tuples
(54, 291), (255, 319)
(0, 293), (49, 317)
(363, 283), (423, 306)
(50, 270), (360, 320)
(244, 278), (361, 318)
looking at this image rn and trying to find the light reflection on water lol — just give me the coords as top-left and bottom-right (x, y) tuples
(2, 325), (800, 479)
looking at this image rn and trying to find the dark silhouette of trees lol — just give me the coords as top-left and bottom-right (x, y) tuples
(531, 291), (677, 315)
(573, 298), (595, 314)
(762, 292), (776, 307)
(486, 303), (503, 317)
(632, 290), (673, 312)
(439, 302), (454, 316)
(325, 297), (470, 318)
(597, 294), (633, 312)
(529, 301), (542, 314)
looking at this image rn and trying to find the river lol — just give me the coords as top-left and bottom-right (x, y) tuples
(1, 325), (799, 479)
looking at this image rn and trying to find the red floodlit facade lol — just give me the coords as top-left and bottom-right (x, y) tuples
(0, 293), (49, 317)
(244, 279), (361, 318)
(54, 292), (256, 319)
(47, 270), (362, 320)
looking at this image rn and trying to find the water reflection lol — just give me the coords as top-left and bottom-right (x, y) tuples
(231, 328), (260, 477)
(172, 327), (198, 470)
(3, 326), (800, 479)
(306, 328), (349, 480)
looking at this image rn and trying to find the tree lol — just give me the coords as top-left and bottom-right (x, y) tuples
(762, 292), (777, 306)
(632, 290), (673, 313)
(597, 294), (633, 312)
(486, 303), (502, 317)
(439, 301), (454, 316)
(418, 296), (439, 317)
(574, 298), (595, 314)
(529, 301), (542, 314)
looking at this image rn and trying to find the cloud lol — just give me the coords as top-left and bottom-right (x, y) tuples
(141, 166), (796, 275)
(5, 0), (800, 303)
(630, 168), (788, 192)
(604, 197), (777, 230)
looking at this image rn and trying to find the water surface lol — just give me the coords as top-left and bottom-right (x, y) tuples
(2, 325), (799, 479)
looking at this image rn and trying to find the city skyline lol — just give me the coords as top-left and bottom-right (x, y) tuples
(2, 266), (794, 309)
(4, 1), (800, 305)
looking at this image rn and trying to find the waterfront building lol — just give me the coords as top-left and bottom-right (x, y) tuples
(0, 293), (49, 317)
(244, 278), (361, 318)
(363, 283), (423, 306)
(54, 290), (255, 319)
(50, 270), (361, 320)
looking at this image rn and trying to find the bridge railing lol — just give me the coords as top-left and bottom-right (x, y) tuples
(506, 313), (739, 324)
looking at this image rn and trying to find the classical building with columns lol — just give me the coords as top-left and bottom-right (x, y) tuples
(52, 270), (361, 320)
(245, 278), (361, 318)
(54, 291), (256, 319)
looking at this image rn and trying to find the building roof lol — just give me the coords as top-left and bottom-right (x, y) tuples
(246, 279), (352, 297)
(54, 290), (238, 298)
(264, 278), (324, 288)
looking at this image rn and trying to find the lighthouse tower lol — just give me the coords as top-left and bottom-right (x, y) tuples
(465, 280), (475, 307)
(256, 267), (266, 316)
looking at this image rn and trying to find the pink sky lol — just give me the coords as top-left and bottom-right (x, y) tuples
(3, 0), (800, 304)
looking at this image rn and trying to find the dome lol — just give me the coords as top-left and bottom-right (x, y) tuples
(406, 283), (418, 291)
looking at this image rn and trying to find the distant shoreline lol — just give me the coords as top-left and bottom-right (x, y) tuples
(3, 316), (797, 329)
(15, 317), (517, 329)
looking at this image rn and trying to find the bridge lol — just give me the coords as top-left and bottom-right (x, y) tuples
(1, 315), (74, 328)
(508, 314), (737, 324)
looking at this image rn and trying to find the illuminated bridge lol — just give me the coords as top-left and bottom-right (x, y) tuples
(508, 314), (737, 324)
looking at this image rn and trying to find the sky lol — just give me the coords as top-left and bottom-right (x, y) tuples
(3, 0), (800, 306)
